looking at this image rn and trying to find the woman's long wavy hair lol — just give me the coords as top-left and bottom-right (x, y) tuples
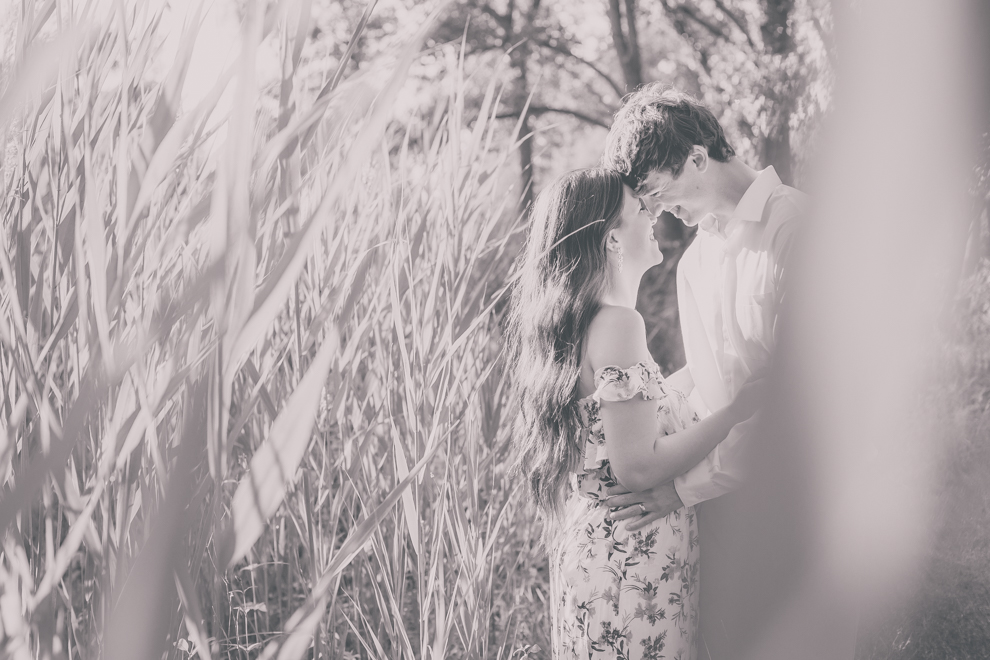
(506, 168), (625, 540)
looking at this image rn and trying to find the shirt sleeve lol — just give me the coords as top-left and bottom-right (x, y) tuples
(673, 414), (759, 507)
(771, 213), (799, 347)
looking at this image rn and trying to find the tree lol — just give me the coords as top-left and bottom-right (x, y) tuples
(433, 0), (627, 210)
(607, 0), (643, 91)
(759, 0), (797, 183)
(650, 0), (831, 185)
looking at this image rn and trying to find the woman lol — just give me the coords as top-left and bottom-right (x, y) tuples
(507, 169), (761, 660)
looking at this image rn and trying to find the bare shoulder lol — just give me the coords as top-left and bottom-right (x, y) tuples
(585, 305), (651, 371)
(589, 305), (646, 335)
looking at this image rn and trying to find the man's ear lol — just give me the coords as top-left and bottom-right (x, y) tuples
(690, 145), (709, 173)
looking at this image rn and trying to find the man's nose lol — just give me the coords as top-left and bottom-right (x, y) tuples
(642, 197), (662, 217)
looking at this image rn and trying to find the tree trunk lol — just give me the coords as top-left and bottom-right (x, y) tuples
(517, 105), (535, 210)
(760, 0), (796, 184)
(607, 0), (644, 92)
(506, 0), (540, 211)
(762, 114), (792, 184)
(509, 42), (535, 211)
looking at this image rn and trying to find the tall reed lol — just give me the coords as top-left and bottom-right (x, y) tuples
(0, 1), (549, 658)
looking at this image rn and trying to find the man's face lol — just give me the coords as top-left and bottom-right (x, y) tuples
(636, 152), (712, 227)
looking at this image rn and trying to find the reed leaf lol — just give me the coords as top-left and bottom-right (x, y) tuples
(219, 327), (339, 570)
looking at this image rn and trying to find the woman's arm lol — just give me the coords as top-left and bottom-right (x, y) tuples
(602, 397), (744, 492)
(586, 306), (753, 493)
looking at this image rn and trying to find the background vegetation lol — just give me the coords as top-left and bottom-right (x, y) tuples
(0, 0), (986, 659)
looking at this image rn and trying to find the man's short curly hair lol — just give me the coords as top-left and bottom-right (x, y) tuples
(602, 83), (735, 191)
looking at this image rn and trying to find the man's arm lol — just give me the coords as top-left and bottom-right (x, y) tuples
(672, 415), (760, 506)
(607, 412), (762, 528)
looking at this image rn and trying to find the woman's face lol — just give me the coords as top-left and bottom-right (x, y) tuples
(611, 184), (663, 271)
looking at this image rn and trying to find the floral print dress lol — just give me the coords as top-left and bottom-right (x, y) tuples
(551, 361), (702, 660)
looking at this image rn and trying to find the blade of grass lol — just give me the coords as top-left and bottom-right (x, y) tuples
(259, 430), (446, 660)
(226, 3), (450, 379)
(218, 326), (340, 570)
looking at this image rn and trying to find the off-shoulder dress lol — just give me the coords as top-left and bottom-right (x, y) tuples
(551, 360), (702, 660)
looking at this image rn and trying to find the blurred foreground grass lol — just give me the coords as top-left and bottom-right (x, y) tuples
(856, 262), (990, 660)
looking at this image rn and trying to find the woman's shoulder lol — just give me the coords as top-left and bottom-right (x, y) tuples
(585, 305), (650, 372)
(588, 304), (646, 338)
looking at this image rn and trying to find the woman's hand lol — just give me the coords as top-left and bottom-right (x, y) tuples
(605, 482), (683, 531)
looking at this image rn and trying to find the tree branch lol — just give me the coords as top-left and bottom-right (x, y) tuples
(480, 3), (510, 35)
(711, 0), (756, 50)
(661, 6), (714, 76)
(533, 38), (625, 98)
(497, 105), (610, 128)
(660, 0), (732, 43)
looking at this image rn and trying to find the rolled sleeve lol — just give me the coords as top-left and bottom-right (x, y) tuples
(673, 414), (759, 507)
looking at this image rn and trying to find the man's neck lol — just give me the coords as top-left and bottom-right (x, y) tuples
(706, 158), (760, 227)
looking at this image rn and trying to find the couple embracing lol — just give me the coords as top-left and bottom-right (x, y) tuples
(508, 84), (807, 660)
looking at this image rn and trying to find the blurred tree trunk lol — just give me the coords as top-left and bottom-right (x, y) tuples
(760, 0), (796, 184)
(607, 0), (643, 92)
(510, 46), (536, 211)
(505, 0), (542, 211)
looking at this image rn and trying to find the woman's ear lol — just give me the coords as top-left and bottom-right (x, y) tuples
(606, 230), (621, 253)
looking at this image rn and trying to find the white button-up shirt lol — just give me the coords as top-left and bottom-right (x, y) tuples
(673, 167), (808, 507)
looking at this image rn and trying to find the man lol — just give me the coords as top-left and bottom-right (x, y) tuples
(600, 84), (808, 660)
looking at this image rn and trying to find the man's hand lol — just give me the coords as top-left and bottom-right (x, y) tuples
(606, 481), (684, 532)
(728, 375), (769, 421)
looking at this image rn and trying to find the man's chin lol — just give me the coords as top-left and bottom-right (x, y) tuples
(684, 212), (717, 229)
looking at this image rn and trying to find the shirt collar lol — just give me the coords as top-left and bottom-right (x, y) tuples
(698, 214), (721, 236)
(700, 166), (782, 238)
(734, 166), (782, 224)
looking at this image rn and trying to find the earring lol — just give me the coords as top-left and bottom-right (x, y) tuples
(616, 244), (624, 272)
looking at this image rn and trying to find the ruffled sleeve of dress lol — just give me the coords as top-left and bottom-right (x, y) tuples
(592, 361), (666, 404)
(579, 362), (663, 474)
(579, 362), (700, 478)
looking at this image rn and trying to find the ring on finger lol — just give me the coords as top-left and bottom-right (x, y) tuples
(638, 503), (646, 515)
